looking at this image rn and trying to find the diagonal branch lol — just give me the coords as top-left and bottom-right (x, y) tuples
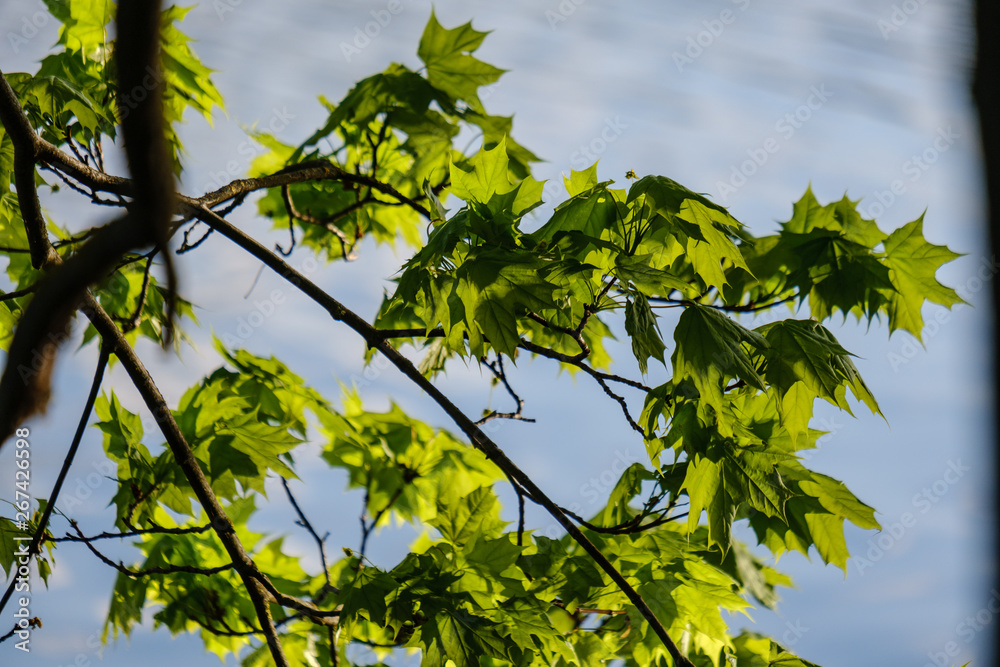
(189, 203), (695, 667)
(75, 292), (298, 661)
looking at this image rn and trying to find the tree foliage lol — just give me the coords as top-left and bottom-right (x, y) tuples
(0, 4), (962, 666)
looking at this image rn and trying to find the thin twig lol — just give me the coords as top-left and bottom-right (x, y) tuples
(0, 285), (39, 302)
(113, 252), (156, 332)
(281, 478), (337, 600)
(46, 523), (213, 542)
(178, 221), (213, 253)
(0, 342), (110, 616)
(279, 183), (357, 260)
(68, 520), (234, 577)
(475, 355), (535, 425)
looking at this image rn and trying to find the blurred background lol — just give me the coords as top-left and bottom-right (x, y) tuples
(0, 0), (993, 665)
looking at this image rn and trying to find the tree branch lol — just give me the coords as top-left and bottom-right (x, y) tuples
(0, 0), (180, 444)
(281, 478), (339, 602)
(188, 203), (695, 666)
(67, 520), (234, 578)
(0, 69), (50, 269)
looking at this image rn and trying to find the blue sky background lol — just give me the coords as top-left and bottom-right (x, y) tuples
(0, 1), (994, 665)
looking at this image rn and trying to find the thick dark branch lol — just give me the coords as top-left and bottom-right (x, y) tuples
(33, 124), (431, 234)
(37, 137), (132, 195)
(115, 0), (177, 344)
(196, 160), (430, 219)
(0, 69), (50, 268)
(0, 1), (179, 444)
(189, 204), (694, 666)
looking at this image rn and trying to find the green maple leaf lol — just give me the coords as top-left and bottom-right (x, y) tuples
(682, 440), (792, 551)
(419, 607), (511, 667)
(455, 250), (557, 357)
(625, 293), (666, 375)
(757, 319), (880, 443)
(449, 136), (517, 204)
(794, 500), (850, 571)
(430, 486), (506, 548)
(677, 199), (751, 288)
(614, 253), (692, 297)
(783, 229), (893, 321)
(417, 11), (505, 112)
(532, 182), (618, 243)
(462, 111), (541, 178)
(881, 215), (965, 339)
(564, 161), (603, 196)
(339, 566), (397, 627)
(682, 453), (735, 549)
(671, 302), (768, 421)
(46, 0), (112, 56)
(209, 411), (302, 494)
(627, 174), (733, 221)
(784, 187), (887, 247)
(798, 472), (879, 530)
